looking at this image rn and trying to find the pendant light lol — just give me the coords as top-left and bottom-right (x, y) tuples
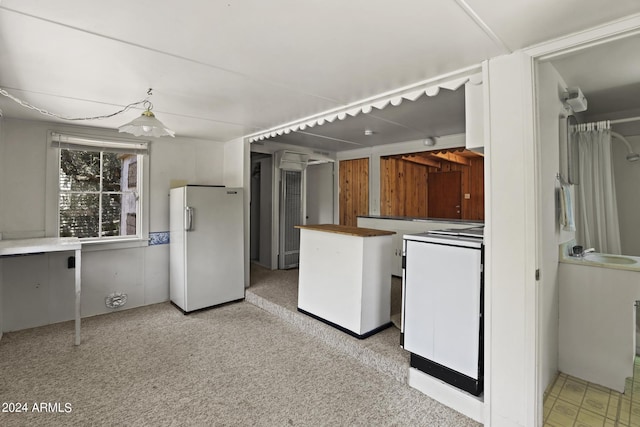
(118, 100), (175, 138)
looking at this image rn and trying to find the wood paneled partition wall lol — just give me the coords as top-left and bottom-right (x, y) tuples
(339, 149), (483, 226)
(380, 149), (484, 221)
(339, 158), (369, 226)
(380, 156), (428, 217)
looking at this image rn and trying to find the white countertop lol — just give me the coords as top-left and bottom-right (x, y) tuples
(558, 240), (640, 272)
(0, 237), (81, 256)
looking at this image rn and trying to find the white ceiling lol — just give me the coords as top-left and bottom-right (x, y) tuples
(0, 1), (639, 150)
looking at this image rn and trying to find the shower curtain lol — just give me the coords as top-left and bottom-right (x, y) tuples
(575, 121), (622, 254)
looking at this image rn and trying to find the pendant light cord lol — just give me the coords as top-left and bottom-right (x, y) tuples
(0, 87), (149, 121)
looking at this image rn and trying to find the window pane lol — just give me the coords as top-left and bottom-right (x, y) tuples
(101, 193), (121, 236)
(121, 192), (137, 236)
(102, 152), (123, 192)
(59, 150), (100, 191)
(59, 193), (99, 238)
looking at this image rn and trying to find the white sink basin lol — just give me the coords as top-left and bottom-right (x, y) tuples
(583, 253), (637, 265)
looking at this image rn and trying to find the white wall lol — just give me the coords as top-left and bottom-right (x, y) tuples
(485, 52), (538, 427)
(224, 137), (250, 285)
(0, 118), (225, 332)
(536, 61), (576, 396)
(613, 134), (640, 256)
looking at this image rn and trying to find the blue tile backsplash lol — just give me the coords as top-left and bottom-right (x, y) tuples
(149, 231), (170, 246)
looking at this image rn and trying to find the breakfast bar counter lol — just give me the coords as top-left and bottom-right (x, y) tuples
(295, 224), (394, 338)
(0, 237), (82, 345)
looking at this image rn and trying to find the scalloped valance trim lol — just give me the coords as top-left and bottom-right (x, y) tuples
(248, 69), (482, 143)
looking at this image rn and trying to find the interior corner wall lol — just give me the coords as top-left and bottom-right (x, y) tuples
(0, 118), (226, 332)
(536, 61), (575, 396)
(485, 51), (538, 427)
(224, 137), (250, 286)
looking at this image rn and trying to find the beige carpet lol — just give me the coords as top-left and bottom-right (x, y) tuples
(0, 269), (481, 426)
(247, 264), (409, 384)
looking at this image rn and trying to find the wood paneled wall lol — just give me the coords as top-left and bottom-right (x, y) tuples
(380, 154), (484, 220)
(339, 158), (369, 226)
(427, 157), (484, 220)
(466, 157), (485, 220)
(380, 157), (428, 217)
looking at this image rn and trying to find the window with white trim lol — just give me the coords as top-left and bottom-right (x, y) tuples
(52, 132), (148, 241)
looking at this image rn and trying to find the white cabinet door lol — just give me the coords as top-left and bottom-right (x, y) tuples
(403, 239), (482, 379)
(465, 80), (484, 151)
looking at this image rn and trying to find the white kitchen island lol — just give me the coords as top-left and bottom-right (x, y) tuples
(295, 224), (394, 339)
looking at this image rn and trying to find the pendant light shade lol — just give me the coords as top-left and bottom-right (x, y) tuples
(118, 102), (175, 137)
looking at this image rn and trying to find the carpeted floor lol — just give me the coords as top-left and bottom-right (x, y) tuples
(0, 266), (481, 426)
(246, 263), (409, 384)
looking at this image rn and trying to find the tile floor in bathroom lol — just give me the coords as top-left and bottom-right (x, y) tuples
(543, 357), (640, 426)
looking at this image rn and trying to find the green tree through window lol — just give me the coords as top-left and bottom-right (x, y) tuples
(59, 149), (139, 239)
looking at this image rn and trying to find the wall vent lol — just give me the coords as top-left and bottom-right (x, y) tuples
(105, 292), (128, 309)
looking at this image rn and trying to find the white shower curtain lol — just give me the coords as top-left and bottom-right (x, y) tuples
(575, 122), (622, 254)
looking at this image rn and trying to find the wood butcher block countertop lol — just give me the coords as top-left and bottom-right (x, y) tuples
(295, 224), (395, 237)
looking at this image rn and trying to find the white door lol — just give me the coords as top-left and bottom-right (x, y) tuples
(306, 162), (334, 224)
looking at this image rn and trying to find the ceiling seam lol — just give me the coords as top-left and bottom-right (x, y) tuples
(0, 5), (344, 106)
(453, 0), (512, 54)
(366, 109), (437, 135)
(295, 131), (364, 147)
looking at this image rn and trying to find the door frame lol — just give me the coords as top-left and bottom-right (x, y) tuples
(521, 14), (640, 426)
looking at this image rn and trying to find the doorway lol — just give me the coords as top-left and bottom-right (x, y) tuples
(279, 169), (303, 269)
(250, 153), (273, 268)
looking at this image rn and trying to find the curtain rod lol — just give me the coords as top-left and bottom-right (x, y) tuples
(611, 116), (640, 125)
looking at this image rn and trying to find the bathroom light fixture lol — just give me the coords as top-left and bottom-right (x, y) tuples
(118, 100), (174, 138)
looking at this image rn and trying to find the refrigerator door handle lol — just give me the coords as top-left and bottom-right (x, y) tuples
(185, 206), (194, 231)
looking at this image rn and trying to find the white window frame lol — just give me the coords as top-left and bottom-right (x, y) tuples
(46, 130), (150, 251)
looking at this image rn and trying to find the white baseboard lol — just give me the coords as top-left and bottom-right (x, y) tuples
(408, 367), (485, 423)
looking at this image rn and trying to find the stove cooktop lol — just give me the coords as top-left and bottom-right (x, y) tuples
(427, 226), (484, 239)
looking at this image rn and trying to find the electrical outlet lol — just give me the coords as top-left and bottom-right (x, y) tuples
(464, 193), (471, 199)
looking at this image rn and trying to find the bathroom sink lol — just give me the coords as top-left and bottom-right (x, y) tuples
(583, 253), (637, 265)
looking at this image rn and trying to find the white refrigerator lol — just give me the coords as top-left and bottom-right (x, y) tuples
(170, 185), (245, 313)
